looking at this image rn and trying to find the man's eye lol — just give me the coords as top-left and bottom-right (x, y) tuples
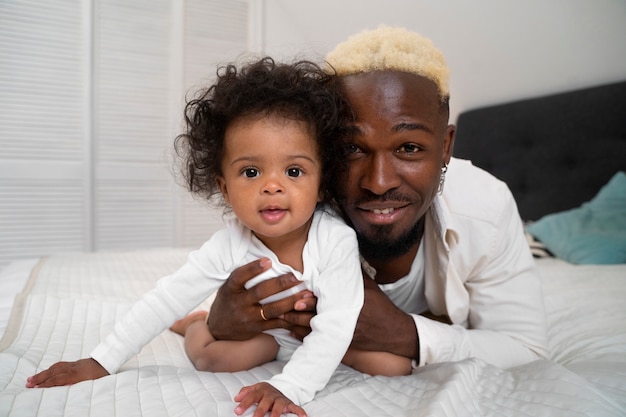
(345, 144), (361, 154)
(286, 167), (303, 178)
(397, 144), (421, 154)
(243, 168), (259, 178)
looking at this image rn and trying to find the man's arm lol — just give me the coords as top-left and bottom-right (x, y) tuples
(214, 259), (420, 360)
(286, 277), (420, 361)
(351, 278), (419, 359)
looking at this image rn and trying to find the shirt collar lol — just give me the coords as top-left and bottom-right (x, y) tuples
(429, 193), (460, 249)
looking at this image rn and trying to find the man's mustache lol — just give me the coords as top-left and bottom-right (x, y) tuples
(352, 190), (413, 206)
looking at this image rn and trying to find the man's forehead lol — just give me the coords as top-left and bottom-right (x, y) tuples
(339, 71), (447, 132)
(339, 71), (442, 113)
(340, 71), (439, 95)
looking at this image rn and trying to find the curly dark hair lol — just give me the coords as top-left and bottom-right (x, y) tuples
(174, 57), (348, 209)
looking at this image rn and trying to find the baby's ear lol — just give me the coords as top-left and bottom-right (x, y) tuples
(217, 176), (230, 204)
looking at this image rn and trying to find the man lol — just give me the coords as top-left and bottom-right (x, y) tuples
(207, 26), (548, 369)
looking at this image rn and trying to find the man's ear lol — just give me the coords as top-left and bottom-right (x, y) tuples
(443, 124), (456, 164)
(216, 176), (230, 204)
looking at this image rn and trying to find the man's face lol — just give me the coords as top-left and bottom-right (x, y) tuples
(338, 71), (455, 260)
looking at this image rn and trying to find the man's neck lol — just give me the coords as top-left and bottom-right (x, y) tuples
(366, 244), (419, 285)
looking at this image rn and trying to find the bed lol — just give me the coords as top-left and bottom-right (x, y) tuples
(1, 81), (625, 417)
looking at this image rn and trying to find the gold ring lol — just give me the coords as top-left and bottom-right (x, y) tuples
(260, 307), (269, 321)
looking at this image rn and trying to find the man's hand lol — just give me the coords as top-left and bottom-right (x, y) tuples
(350, 278), (419, 359)
(208, 258), (315, 341)
(279, 293), (317, 341)
(26, 358), (109, 388)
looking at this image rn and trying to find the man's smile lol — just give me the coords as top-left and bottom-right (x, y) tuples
(372, 208), (395, 214)
(355, 202), (410, 225)
(357, 200), (410, 214)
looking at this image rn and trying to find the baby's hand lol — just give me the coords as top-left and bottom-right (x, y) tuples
(26, 358), (109, 388)
(234, 382), (306, 417)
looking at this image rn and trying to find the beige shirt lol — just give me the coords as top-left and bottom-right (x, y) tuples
(386, 158), (548, 368)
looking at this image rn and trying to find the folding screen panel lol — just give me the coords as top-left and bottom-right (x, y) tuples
(0, 0), (248, 268)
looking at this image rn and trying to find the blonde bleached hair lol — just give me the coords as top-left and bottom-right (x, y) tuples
(325, 26), (450, 99)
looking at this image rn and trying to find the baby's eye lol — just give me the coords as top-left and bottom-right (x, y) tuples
(243, 168), (259, 178)
(286, 167), (303, 178)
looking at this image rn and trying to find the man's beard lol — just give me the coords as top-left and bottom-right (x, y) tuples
(356, 216), (424, 262)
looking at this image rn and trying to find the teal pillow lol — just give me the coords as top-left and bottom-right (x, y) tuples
(526, 171), (626, 264)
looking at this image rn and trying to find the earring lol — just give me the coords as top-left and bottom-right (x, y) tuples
(438, 163), (448, 195)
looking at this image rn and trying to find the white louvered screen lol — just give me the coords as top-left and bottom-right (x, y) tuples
(0, 0), (249, 269)
(93, 0), (175, 250)
(178, 192), (226, 248)
(174, 0), (249, 248)
(0, 0), (87, 268)
(0, 178), (84, 264)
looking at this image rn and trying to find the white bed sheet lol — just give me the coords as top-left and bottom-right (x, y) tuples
(0, 250), (624, 417)
(0, 258), (37, 340)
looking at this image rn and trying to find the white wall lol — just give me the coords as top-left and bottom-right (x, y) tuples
(254, 0), (626, 123)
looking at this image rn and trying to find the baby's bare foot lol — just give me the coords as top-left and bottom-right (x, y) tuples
(170, 310), (208, 336)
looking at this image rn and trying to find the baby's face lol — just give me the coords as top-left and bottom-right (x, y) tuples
(217, 115), (322, 247)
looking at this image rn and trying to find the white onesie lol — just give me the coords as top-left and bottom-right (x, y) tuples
(90, 208), (364, 405)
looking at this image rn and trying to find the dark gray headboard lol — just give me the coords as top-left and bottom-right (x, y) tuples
(453, 81), (626, 221)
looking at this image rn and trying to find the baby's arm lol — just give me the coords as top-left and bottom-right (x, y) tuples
(234, 382), (306, 417)
(265, 218), (364, 405)
(26, 358), (108, 388)
(27, 238), (227, 388)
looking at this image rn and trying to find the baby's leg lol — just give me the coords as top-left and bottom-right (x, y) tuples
(170, 310), (208, 336)
(175, 312), (279, 372)
(342, 348), (412, 377)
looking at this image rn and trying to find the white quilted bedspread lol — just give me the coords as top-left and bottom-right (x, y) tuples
(1, 250), (625, 417)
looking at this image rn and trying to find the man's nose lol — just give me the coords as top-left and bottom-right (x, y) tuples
(360, 153), (401, 195)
